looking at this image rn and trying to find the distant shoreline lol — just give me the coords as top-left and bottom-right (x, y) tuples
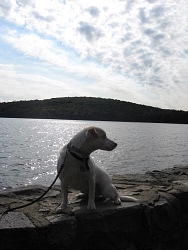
(1, 116), (188, 126)
(0, 97), (188, 124)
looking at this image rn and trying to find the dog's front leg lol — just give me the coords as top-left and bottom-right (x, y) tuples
(87, 175), (96, 210)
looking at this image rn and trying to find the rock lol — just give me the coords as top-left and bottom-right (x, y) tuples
(0, 212), (35, 229)
(0, 212), (40, 250)
(1, 166), (188, 249)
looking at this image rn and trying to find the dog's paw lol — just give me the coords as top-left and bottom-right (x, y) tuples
(87, 201), (96, 210)
(56, 206), (65, 214)
(56, 205), (67, 214)
(56, 206), (74, 215)
(114, 198), (121, 205)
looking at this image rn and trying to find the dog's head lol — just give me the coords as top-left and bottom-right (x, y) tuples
(83, 127), (117, 153)
(70, 127), (117, 154)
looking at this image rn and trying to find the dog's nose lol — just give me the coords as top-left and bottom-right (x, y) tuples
(114, 142), (117, 147)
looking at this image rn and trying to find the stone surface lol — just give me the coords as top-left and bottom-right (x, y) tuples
(1, 166), (188, 249)
(0, 212), (35, 229)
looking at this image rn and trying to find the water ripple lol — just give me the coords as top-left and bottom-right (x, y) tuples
(0, 118), (188, 189)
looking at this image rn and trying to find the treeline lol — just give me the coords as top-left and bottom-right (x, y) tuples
(0, 97), (187, 124)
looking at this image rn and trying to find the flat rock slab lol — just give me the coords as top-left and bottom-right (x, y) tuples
(0, 212), (35, 229)
(1, 166), (188, 250)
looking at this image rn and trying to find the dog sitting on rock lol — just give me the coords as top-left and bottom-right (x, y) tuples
(57, 127), (137, 212)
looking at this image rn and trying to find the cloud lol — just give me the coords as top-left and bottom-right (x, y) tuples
(124, 0), (136, 13)
(77, 22), (103, 42)
(0, 63), (88, 101)
(0, 0), (12, 16)
(32, 10), (54, 22)
(143, 28), (155, 36)
(150, 5), (166, 18)
(139, 8), (149, 24)
(0, 62), (146, 106)
(2, 30), (117, 83)
(0, 0), (188, 110)
(86, 6), (100, 17)
(16, 0), (33, 7)
(147, 0), (157, 3)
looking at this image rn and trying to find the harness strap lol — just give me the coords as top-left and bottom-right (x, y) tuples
(67, 143), (90, 171)
(69, 151), (90, 171)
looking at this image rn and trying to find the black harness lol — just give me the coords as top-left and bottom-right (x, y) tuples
(66, 143), (90, 171)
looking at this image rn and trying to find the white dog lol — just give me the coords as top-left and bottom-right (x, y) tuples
(57, 127), (137, 212)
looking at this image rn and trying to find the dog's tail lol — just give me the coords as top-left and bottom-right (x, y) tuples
(120, 196), (138, 202)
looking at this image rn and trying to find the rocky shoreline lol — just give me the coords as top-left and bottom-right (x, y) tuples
(1, 166), (188, 250)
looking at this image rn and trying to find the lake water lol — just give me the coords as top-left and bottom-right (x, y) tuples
(0, 118), (188, 190)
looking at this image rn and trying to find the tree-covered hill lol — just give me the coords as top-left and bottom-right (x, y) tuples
(0, 97), (187, 124)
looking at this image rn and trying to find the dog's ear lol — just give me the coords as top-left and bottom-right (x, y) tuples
(86, 127), (98, 138)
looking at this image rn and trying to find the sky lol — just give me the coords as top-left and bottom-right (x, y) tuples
(0, 0), (188, 111)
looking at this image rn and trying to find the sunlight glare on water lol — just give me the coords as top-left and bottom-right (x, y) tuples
(0, 118), (188, 189)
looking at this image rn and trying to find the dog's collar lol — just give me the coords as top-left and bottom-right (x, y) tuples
(67, 143), (90, 171)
